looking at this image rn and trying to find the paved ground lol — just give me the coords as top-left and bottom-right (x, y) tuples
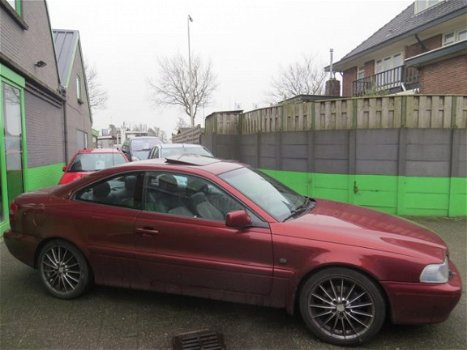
(1, 217), (466, 350)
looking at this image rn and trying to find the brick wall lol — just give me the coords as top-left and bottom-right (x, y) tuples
(65, 44), (92, 160)
(364, 60), (374, 77)
(405, 34), (442, 59)
(0, 1), (59, 89)
(342, 67), (357, 97)
(419, 55), (467, 94)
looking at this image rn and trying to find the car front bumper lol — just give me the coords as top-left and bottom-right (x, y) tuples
(382, 260), (462, 324)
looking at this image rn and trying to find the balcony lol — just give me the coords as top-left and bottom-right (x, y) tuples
(352, 66), (419, 96)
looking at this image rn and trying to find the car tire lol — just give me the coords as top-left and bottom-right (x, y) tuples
(38, 239), (91, 299)
(299, 267), (386, 346)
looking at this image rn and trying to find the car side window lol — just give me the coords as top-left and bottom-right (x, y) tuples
(75, 173), (143, 209)
(143, 172), (249, 222)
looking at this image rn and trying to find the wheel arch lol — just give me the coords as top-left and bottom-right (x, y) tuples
(291, 263), (392, 321)
(34, 237), (94, 283)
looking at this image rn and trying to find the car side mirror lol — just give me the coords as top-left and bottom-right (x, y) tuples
(62, 166), (67, 172)
(226, 210), (252, 229)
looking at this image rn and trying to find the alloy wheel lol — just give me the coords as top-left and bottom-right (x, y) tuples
(307, 277), (375, 341)
(41, 245), (82, 293)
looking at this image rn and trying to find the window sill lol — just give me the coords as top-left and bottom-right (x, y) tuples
(0, 0), (28, 30)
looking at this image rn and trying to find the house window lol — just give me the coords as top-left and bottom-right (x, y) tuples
(76, 75), (82, 102)
(458, 30), (467, 42)
(6, 0), (16, 10)
(357, 66), (365, 80)
(6, 0), (21, 15)
(443, 29), (467, 46)
(1, 83), (25, 210)
(414, 0), (443, 15)
(443, 32), (455, 46)
(77, 130), (88, 149)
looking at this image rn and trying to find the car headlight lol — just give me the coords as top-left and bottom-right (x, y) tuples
(420, 257), (449, 283)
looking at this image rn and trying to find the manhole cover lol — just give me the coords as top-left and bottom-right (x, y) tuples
(172, 329), (226, 350)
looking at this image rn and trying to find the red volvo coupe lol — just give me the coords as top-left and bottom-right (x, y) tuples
(4, 156), (461, 346)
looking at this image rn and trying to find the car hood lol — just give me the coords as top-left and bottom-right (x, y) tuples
(271, 199), (447, 261)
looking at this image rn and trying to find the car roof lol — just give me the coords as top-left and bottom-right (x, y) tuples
(53, 156), (246, 199)
(158, 143), (204, 149)
(77, 148), (122, 154)
(115, 155), (244, 175)
(129, 136), (161, 141)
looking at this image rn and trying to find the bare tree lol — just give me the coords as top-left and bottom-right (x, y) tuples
(85, 61), (108, 112)
(148, 126), (168, 143)
(176, 116), (189, 130)
(148, 54), (217, 127)
(269, 55), (326, 103)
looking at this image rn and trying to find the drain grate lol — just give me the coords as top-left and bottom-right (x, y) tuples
(172, 329), (226, 350)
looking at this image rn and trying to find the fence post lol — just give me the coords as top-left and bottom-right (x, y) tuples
(348, 129), (357, 204)
(396, 128), (408, 215)
(256, 132), (261, 168)
(307, 130), (314, 197)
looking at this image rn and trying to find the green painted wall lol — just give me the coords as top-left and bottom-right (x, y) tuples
(260, 169), (467, 217)
(25, 163), (65, 192)
(0, 163), (64, 234)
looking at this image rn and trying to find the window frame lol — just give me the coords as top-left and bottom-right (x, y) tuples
(443, 28), (467, 46)
(76, 129), (88, 149)
(73, 171), (144, 210)
(76, 75), (82, 103)
(1, 0), (27, 29)
(5, 0), (21, 16)
(142, 170), (268, 227)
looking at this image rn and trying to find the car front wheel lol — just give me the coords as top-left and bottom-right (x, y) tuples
(38, 239), (91, 299)
(299, 267), (386, 346)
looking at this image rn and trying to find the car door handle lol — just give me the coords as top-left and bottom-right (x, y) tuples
(136, 227), (160, 236)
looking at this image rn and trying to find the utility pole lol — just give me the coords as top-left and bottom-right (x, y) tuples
(187, 14), (194, 126)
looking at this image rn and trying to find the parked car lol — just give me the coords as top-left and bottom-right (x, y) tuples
(121, 136), (162, 161)
(58, 148), (128, 185)
(148, 143), (213, 159)
(4, 155), (461, 346)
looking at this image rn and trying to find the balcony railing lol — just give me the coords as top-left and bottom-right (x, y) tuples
(352, 66), (419, 96)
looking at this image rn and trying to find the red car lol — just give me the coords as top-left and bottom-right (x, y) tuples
(4, 155), (461, 346)
(59, 148), (128, 184)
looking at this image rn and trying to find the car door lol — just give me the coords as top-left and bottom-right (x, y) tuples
(133, 171), (274, 296)
(63, 172), (144, 288)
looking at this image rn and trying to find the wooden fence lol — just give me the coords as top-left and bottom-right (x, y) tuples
(171, 125), (204, 144)
(207, 95), (467, 135)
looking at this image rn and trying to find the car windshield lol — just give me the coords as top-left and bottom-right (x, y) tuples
(68, 153), (127, 172)
(219, 167), (313, 221)
(161, 146), (213, 158)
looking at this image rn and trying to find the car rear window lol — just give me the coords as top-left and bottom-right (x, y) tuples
(69, 153), (127, 172)
(161, 146), (213, 158)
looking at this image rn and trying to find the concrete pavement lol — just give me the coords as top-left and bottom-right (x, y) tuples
(1, 217), (466, 349)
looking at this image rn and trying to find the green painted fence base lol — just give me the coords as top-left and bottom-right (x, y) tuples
(25, 162), (65, 192)
(0, 162), (64, 235)
(260, 169), (467, 217)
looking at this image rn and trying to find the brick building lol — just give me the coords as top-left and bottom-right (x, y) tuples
(327, 0), (467, 97)
(0, 0), (91, 233)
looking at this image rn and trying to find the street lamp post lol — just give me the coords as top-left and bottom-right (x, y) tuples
(187, 14), (193, 126)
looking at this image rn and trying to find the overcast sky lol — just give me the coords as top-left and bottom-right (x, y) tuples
(47, 0), (413, 137)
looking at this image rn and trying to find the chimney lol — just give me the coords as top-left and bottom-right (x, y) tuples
(325, 49), (341, 96)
